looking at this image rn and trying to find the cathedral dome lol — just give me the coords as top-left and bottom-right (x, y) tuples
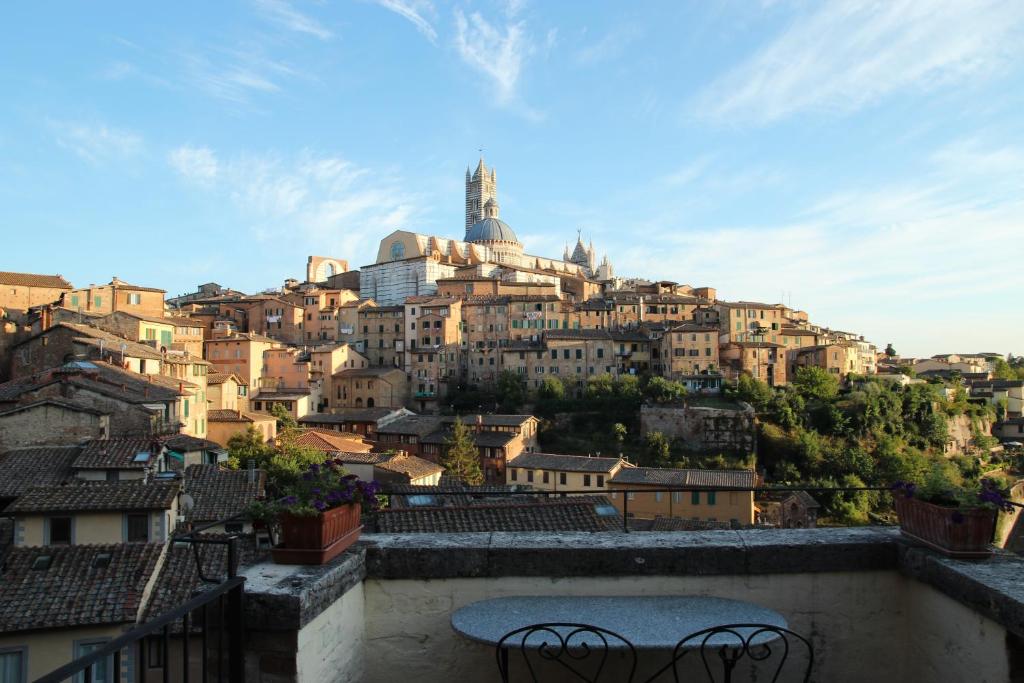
(466, 217), (519, 244)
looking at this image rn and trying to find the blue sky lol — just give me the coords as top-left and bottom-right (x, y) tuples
(2, 1), (1023, 357)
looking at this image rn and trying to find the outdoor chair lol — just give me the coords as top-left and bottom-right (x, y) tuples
(495, 622), (638, 682)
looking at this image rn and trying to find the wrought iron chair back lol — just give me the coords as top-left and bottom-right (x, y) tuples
(667, 623), (813, 683)
(496, 622), (638, 683)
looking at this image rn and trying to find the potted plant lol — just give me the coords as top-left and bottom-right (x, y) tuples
(269, 459), (381, 565)
(891, 466), (1015, 559)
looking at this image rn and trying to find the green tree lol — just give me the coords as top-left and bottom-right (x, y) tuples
(496, 370), (527, 412)
(792, 367), (840, 401)
(441, 418), (483, 485)
(643, 376), (687, 403)
(614, 374), (641, 399)
(642, 430), (671, 468)
(226, 426), (273, 468)
(884, 343), (897, 357)
(585, 373), (615, 399)
(538, 376), (566, 400)
(270, 402), (298, 431)
(612, 423), (627, 451)
(730, 374), (773, 411)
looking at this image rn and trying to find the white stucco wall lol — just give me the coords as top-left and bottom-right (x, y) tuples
(296, 582), (365, 683)
(359, 572), (1010, 683)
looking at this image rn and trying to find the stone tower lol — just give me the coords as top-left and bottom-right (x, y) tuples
(465, 157), (497, 237)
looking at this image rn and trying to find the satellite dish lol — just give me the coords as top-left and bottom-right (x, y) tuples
(179, 493), (195, 513)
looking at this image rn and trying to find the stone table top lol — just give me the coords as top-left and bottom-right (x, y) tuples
(450, 595), (788, 650)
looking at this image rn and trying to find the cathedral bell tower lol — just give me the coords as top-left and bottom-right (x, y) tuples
(465, 156), (498, 238)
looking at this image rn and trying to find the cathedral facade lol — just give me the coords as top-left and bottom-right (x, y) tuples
(360, 157), (614, 305)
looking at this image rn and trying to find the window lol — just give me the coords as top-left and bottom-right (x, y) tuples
(708, 491), (717, 505)
(559, 472), (566, 485)
(583, 474), (592, 487)
(94, 296), (102, 308)
(672, 492), (683, 503)
(183, 399), (189, 418)
(126, 514), (149, 542)
(542, 471), (550, 484)
(48, 517), (72, 545)
(597, 475), (604, 488)
(389, 241), (405, 260)
(691, 491), (700, 505)
(527, 471), (534, 483)
(74, 640), (112, 683)
(655, 492), (663, 502)
(511, 469), (518, 481)
(0, 648), (26, 683)
(597, 348), (604, 359)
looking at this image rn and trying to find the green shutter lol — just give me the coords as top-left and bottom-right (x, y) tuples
(691, 491), (700, 505)
(161, 330), (172, 346)
(184, 399), (189, 418)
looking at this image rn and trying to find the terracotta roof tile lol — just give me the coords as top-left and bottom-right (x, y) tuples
(0, 543), (164, 633)
(609, 467), (755, 489)
(0, 271), (72, 289)
(73, 438), (165, 470)
(184, 465), (264, 523)
(0, 446), (80, 498)
(373, 454), (443, 479)
(9, 481), (180, 514)
(372, 496), (620, 533)
(508, 453), (624, 474)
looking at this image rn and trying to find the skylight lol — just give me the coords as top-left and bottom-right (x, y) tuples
(132, 451), (151, 463)
(92, 553), (112, 569)
(32, 555), (52, 570)
(406, 495), (437, 507)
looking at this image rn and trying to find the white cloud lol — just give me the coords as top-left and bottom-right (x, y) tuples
(371, 0), (437, 44)
(454, 9), (527, 104)
(616, 138), (1024, 355)
(168, 148), (420, 262)
(573, 26), (640, 66)
(182, 48), (300, 103)
(693, 0), (1024, 124)
(254, 0), (332, 40)
(168, 146), (220, 182)
(51, 121), (143, 163)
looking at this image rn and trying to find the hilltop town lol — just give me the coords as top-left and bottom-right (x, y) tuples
(1, 158), (1021, 681)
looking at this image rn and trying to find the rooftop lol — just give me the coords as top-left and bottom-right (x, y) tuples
(0, 543), (163, 634)
(508, 452), (625, 473)
(0, 271), (72, 290)
(373, 453), (444, 479)
(73, 437), (165, 470)
(609, 467), (757, 488)
(184, 464), (264, 523)
(0, 446), (80, 499)
(8, 480), (180, 514)
(371, 496), (621, 533)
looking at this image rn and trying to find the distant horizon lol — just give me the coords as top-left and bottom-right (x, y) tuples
(3, 1), (1022, 358)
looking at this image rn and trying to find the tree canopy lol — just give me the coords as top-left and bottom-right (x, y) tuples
(441, 417), (484, 485)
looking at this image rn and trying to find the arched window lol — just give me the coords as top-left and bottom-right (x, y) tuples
(325, 262), (336, 277)
(355, 397), (363, 407)
(367, 397), (375, 408)
(390, 241), (405, 260)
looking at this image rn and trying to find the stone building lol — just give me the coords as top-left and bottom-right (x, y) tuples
(721, 341), (788, 387)
(0, 271), (72, 319)
(607, 467), (756, 526)
(62, 277), (166, 319)
(360, 157), (612, 305)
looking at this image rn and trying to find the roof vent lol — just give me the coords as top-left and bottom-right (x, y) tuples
(32, 555), (53, 571)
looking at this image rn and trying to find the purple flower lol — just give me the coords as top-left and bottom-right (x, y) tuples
(313, 500), (327, 512)
(282, 495), (298, 506)
(311, 488), (322, 496)
(326, 490), (343, 503)
(309, 463), (321, 473)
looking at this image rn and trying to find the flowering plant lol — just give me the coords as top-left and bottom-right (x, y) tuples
(891, 477), (1015, 514)
(277, 458), (382, 517)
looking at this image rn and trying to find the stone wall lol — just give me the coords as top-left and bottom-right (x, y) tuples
(640, 402), (756, 453)
(0, 402), (106, 449)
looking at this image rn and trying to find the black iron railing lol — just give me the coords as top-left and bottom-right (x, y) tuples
(34, 531), (246, 683)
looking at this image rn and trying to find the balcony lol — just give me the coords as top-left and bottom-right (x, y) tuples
(39, 528), (1024, 682)
(414, 390), (436, 398)
(231, 528), (1022, 683)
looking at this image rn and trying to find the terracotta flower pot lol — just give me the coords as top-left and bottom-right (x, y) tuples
(271, 503), (362, 565)
(893, 494), (996, 559)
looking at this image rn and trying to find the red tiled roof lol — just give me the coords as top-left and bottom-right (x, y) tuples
(0, 271), (72, 289)
(0, 543), (164, 633)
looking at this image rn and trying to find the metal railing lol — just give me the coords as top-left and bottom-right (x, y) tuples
(34, 531), (246, 683)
